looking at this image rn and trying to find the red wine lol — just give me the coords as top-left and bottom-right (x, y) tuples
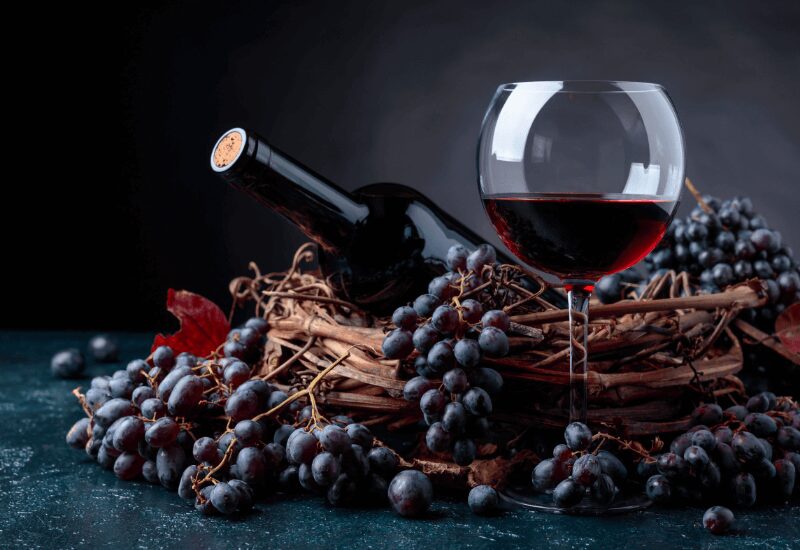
(211, 128), (564, 312)
(483, 193), (676, 282)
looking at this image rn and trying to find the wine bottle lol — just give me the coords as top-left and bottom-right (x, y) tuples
(210, 127), (555, 313)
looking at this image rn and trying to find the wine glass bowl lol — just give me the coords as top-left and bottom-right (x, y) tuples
(477, 81), (685, 514)
(479, 81), (684, 286)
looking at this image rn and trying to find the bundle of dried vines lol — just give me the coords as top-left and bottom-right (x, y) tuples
(228, 243), (770, 443)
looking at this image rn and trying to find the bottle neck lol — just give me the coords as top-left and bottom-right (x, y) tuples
(212, 128), (369, 252)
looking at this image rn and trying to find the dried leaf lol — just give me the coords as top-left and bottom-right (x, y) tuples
(775, 303), (800, 353)
(151, 289), (230, 357)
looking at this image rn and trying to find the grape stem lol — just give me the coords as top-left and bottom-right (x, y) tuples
(591, 432), (663, 463)
(193, 436), (238, 496)
(684, 177), (712, 214)
(261, 336), (317, 381)
(71, 387), (93, 418)
(250, 347), (355, 423)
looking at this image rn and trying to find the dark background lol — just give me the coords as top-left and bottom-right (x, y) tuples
(8, 0), (799, 330)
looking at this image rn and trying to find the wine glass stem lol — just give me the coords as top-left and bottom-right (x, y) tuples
(567, 287), (590, 424)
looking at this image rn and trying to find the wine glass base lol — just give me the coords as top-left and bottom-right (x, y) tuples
(498, 485), (652, 516)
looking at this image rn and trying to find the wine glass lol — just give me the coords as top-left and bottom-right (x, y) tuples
(478, 81), (684, 513)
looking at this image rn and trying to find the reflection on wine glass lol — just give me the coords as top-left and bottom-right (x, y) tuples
(478, 81), (684, 513)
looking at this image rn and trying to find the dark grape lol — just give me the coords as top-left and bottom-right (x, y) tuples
(460, 299), (483, 324)
(194, 485), (216, 516)
(413, 294), (441, 317)
(412, 325), (440, 354)
(734, 260), (754, 279)
(345, 423), (373, 449)
(442, 402), (467, 435)
(193, 437), (219, 463)
(341, 444), (370, 480)
(744, 413), (777, 437)
(683, 446), (710, 469)
(481, 310), (511, 332)
(367, 447), (398, 478)
(167, 375), (204, 417)
(142, 460), (159, 484)
(420, 389), (447, 416)
(596, 451), (627, 484)
(278, 465), (300, 492)
(714, 426), (733, 445)
(414, 356), (437, 378)
(178, 465), (199, 499)
(753, 259), (774, 279)
(725, 405), (749, 420)
(645, 474), (671, 503)
(266, 390), (289, 410)
(88, 334), (119, 363)
(112, 416), (144, 452)
(703, 506), (734, 535)
(286, 431), (318, 465)
(752, 457), (776, 480)
(153, 346), (175, 370)
(175, 352), (198, 368)
(468, 485), (498, 515)
(468, 367), (504, 395)
(572, 454), (601, 486)
(691, 403), (723, 426)
(732, 472), (757, 507)
(225, 389), (260, 423)
(66, 418), (91, 449)
(732, 431), (764, 464)
(552, 478), (584, 508)
(234, 420), (263, 447)
(690, 430), (717, 452)
(51, 349), (85, 378)
(140, 398), (166, 419)
(532, 459), (562, 492)
(427, 341), (455, 373)
(113, 451), (144, 480)
(156, 444), (186, 489)
(462, 388), (492, 417)
(776, 426), (800, 451)
(157, 366), (192, 401)
(208, 482), (240, 515)
(94, 398), (135, 428)
(734, 239), (757, 260)
(223, 361), (250, 389)
(453, 438), (476, 466)
(594, 274), (623, 304)
(425, 422), (453, 453)
(237, 447), (268, 488)
(403, 376), (436, 403)
(453, 339), (481, 369)
(311, 452), (340, 486)
(656, 453), (687, 479)
(443, 368), (470, 394)
(699, 461), (721, 489)
(319, 425), (352, 455)
(392, 306), (419, 330)
(686, 222), (708, 241)
(382, 329), (414, 359)
(446, 245), (469, 271)
(387, 470), (433, 517)
(431, 305), (460, 334)
(327, 473), (357, 506)
(145, 417), (180, 448)
(564, 422), (592, 451)
(750, 228), (776, 252)
(711, 263), (734, 287)
(466, 244), (496, 273)
(773, 459), (796, 500)
(670, 433), (692, 457)
(590, 473), (616, 505)
(478, 327), (509, 357)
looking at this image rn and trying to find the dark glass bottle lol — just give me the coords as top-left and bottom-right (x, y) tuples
(210, 127), (550, 313)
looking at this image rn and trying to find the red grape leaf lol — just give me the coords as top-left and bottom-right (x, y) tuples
(775, 303), (800, 353)
(150, 289), (230, 357)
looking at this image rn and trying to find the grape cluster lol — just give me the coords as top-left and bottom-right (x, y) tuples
(531, 422), (626, 508)
(596, 195), (799, 322)
(382, 244), (511, 465)
(643, 395), (800, 508)
(65, 317), (442, 517)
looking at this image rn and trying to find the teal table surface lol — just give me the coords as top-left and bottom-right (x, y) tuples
(1, 331), (798, 549)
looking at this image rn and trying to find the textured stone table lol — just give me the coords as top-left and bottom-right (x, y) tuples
(1, 331), (798, 549)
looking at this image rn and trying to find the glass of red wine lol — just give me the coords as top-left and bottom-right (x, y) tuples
(478, 81), (684, 513)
